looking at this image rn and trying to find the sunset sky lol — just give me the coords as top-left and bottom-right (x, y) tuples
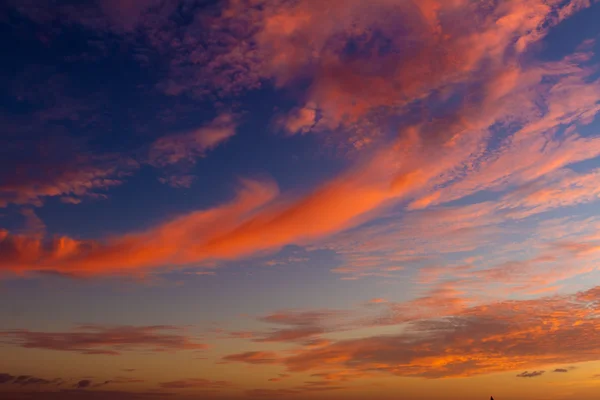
(1, 0), (600, 399)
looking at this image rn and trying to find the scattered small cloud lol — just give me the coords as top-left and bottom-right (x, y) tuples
(158, 378), (232, 390)
(517, 371), (546, 378)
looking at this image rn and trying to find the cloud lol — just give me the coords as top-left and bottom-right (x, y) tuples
(75, 380), (92, 389)
(3, 389), (174, 400)
(252, 310), (350, 343)
(146, 113), (238, 187)
(0, 0), (599, 293)
(275, 107), (318, 135)
(158, 378), (232, 390)
(0, 143), (440, 275)
(0, 325), (207, 355)
(0, 153), (137, 208)
(0, 373), (64, 386)
(152, 0), (594, 140)
(225, 331), (254, 339)
(0, 178), (279, 275)
(367, 298), (388, 305)
(225, 286), (600, 379)
(517, 371), (545, 378)
(148, 113), (237, 168)
(267, 374), (290, 382)
(19, 209), (46, 237)
(103, 377), (145, 385)
(156, 175), (196, 189)
(245, 380), (344, 397)
(222, 351), (280, 365)
(553, 368), (569, 373)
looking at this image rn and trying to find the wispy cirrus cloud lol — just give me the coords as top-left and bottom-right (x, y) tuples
(0, 0), (599, 284)
(252, 310), (350, 344)
(0, 111), (237, 207)
(147, 113), (238, 187)
(155, 0), (596, 140)
(149, 113), (238, 166)
(0, 153), (138, 208)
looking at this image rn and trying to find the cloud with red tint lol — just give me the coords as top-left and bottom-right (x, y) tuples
(222, 351), (281, 365)
(225, 286), (600, 379)
(19, 208), (46, 237)
(253, 310), (349, 343)
(147, 113), (238, 187)
(0, 153), (137, 208)
(268, 374), (290, 383)
(275, 106), (318, 135)
(0, 325), (207, 355)
(367, 298), (388, 305)
(0, 108), (233, 206)
(158, 378), (232, 390)
(0, 178), (279, 275)
(148, 116), (239, 184)
(1, 1), (600, 397)
(0, 0), (600, 286)
(151, 0), (595, 139)
(0, 142), (441, 275)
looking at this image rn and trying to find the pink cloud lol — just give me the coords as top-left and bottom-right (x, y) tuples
(275, 106), (317, 135)
(0, 155), (137, 208)
(148, 113), (237, 168)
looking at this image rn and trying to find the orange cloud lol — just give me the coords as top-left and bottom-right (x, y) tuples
(0, 138), (448, 275)
(226, 286), (600, 379)
(367, 298), (388, 305)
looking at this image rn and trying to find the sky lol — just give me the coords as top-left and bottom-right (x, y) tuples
(1, 0), (600, 399)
